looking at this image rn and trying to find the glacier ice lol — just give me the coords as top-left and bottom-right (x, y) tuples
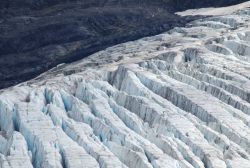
(1, 7), (250, 168)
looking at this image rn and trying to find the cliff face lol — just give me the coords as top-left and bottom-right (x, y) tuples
(0, 0), (248, 89)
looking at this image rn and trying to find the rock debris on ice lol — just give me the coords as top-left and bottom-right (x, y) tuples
(1, 7), (250, 168)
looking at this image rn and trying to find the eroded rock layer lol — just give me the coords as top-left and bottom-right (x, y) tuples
(1, 8), (250, 168)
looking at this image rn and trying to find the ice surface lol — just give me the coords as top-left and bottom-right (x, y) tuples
(176, 1), (250, 16)
(1, 7), (250, 168)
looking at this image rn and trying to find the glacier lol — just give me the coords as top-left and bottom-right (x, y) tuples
(1, 6), (250, 168)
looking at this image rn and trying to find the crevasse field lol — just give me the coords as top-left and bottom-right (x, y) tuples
(1, 4), (250, 168)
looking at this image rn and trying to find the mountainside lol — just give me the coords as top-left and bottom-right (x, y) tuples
(1, 6), (250, 168)
(1, 0), (248, 10)
(0, 0), (248, 89)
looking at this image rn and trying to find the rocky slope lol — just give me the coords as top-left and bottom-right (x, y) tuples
(1, 6), (250, 168)
(0, 0), (248, 89)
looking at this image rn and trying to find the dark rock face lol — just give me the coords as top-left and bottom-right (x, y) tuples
(0, 0), (248, 89)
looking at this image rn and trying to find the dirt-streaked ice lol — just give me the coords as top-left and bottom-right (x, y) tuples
(1, 7), (250, 168)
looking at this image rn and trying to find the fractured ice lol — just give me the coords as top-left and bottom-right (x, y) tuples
(1, 7), (250, 168)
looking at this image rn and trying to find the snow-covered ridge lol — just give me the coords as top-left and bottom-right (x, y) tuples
(1, 7), (250, 168)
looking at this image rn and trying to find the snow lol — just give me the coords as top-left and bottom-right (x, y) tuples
(1, 7), (250, 168)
